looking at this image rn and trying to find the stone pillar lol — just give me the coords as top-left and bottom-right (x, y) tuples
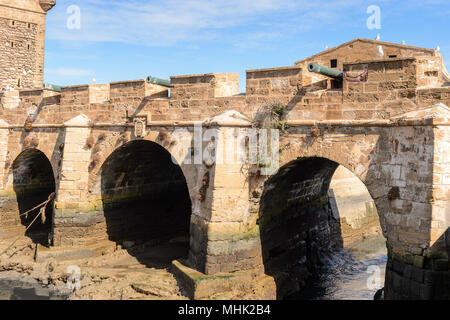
(0, 119), (13, 240)
(53, 114), (94, 247)
(383, 105), (450, 300)
(188, 111), (263, 275)
(0, 119), (9, 190)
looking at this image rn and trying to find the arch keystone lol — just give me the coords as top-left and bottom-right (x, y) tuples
(64, 114), (92, 127)
(390, 103), (450, 123)
(203, 110), (251, 127)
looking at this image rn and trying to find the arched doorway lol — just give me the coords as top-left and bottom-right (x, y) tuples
(259, 157), (386, 299)
(100, 140), (192, 267)
(12, 149), (55, 246)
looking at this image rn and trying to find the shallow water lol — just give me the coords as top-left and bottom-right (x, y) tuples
(287, 235), (387, 300)
(0, 278), (67, 300)
(0, 236), (387, 300)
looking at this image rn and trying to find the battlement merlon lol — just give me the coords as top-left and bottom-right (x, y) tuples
(1, 39), (449, 125)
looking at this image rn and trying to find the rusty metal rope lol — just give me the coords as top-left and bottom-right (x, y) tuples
(0, 192), (55, 257)
(18, 192), (55, 218)
(343, 69), (368, 83)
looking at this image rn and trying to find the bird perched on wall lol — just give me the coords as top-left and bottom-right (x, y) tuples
(402, 40), (406, 45)
(325, 45), (329, 50)
(436, 45), (440, 52)
(375, 33), (380, 41)
(377, 45), (384, 57)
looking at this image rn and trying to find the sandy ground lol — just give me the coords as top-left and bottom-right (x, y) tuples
(0, 237), (191, 300)
(0, 234), (388, 300)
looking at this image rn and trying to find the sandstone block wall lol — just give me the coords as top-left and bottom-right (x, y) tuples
(294, 38), (435, 79)
(0, 30), (449, 298)
(0, 0), (53, 90)
(246, 66), (302, 107)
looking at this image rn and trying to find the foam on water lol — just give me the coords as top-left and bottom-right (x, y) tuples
(286, 235), (387, 300)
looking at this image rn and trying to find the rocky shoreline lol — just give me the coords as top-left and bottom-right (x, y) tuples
(0, 237), (190, 300)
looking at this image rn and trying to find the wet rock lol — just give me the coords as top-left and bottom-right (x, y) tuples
(131, 272), (181, 297)
(122, 241), (135, 249)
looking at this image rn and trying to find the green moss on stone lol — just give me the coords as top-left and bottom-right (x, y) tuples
(193, 274), (233, 285)
(258, 194), (329, 229)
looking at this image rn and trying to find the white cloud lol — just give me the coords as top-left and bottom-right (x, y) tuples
(46, 0), (368, 46)
(45, 0), (449, 48)
(46, 67), (94, 77)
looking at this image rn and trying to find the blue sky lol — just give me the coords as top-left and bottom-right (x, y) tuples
(44, 0), (450, 92)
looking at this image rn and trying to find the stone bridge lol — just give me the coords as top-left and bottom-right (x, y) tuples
(0, 35), (450, 299)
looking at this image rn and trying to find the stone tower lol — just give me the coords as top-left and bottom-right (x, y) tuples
(0, 0), (55, 90)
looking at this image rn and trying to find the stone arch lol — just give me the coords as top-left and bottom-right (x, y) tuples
(276, 132), (390, 237)
(87, 128), (197, 206)
(2, 128), (64, 189)
(98, 138), (192, 267)
(11, 148), (56, 246)
(7, 140), (59, 186)
(257, 154), (387, 299)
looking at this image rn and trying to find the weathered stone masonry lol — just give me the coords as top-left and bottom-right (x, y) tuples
(1, 1), (450, 300)
(0, 0), (54, 90)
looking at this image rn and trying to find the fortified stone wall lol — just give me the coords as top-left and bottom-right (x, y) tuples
(241, 113), (449, 299)
(0, 28), (449, 299)
(294, 39), (437, 87)
(0, 55), (448, 127)
(0, 17), (38, 89)
(0, 0), (54, 90)
(296, 39), (435, 66)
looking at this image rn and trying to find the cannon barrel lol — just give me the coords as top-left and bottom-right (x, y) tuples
(146, 76), (171, 87)
(307, 63), (343, 80)
(42, 83), (61, 92)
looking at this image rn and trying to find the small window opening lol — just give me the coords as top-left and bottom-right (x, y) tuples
(330, 79), (342, 90)
(10, 42), (14, 48)
(388, 55), (397, 59)
(330, 59), (338, 68)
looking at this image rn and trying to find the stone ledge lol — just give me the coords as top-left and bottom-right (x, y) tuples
(246, 66), (302, 73)
(35, 240), (116, 263)
(170, 259), (274, 300)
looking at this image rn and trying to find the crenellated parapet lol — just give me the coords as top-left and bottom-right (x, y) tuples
(0, 38), (449, 300)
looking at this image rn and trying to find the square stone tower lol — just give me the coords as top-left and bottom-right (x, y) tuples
(0, 0), (55, 90)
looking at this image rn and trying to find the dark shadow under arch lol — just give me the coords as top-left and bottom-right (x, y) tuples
(100, 140), (192, 268)
(259, 157), (385, 299)
(12, 149), (55, 246)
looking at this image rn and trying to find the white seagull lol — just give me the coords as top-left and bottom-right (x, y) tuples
(377, 45), (384, 57)
(375, 33), (380, 41)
